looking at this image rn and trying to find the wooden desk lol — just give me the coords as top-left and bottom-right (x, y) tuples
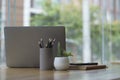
(0, 65), (120, 80)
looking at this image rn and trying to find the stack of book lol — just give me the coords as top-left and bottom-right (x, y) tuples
(69, 63), (107, 70)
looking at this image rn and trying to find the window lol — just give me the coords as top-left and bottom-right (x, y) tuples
(0, 0), (2, 65)
(31, 0), (42, 9)
(1, 0), (120, 66)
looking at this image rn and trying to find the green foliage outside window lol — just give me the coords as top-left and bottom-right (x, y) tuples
(31, 0), (120, 62)
(31, 0), (83, 43)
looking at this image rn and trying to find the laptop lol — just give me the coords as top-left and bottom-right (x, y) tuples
(4, 26), (66, 68)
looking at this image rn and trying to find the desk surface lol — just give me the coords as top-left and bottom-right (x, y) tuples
(0, 65), (120, 80)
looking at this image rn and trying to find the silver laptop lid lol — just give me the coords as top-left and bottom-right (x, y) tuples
(4, 26), (65, 67)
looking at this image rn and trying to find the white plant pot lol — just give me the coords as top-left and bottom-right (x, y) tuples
(54, 57), (69, 70)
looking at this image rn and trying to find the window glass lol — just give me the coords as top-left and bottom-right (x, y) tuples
(30, 0), (120, 63)
(1, 0), (120, 66)
(0, 1), (2, 65)
(31, 0), (42, 9)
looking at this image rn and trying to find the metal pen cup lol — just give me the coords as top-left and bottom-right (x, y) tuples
(40, 48), (54, 70)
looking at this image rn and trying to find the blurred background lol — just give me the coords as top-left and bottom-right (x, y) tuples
(0, 0), (120, 66)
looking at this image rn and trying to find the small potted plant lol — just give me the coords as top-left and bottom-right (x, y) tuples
(54, 42), (72, 70)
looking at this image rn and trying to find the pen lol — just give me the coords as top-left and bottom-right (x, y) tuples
(38, 38), (44, 48)
(51, 38), (56, 47)
(38, 40), (41, 48)
(46, 38), (52, 48)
